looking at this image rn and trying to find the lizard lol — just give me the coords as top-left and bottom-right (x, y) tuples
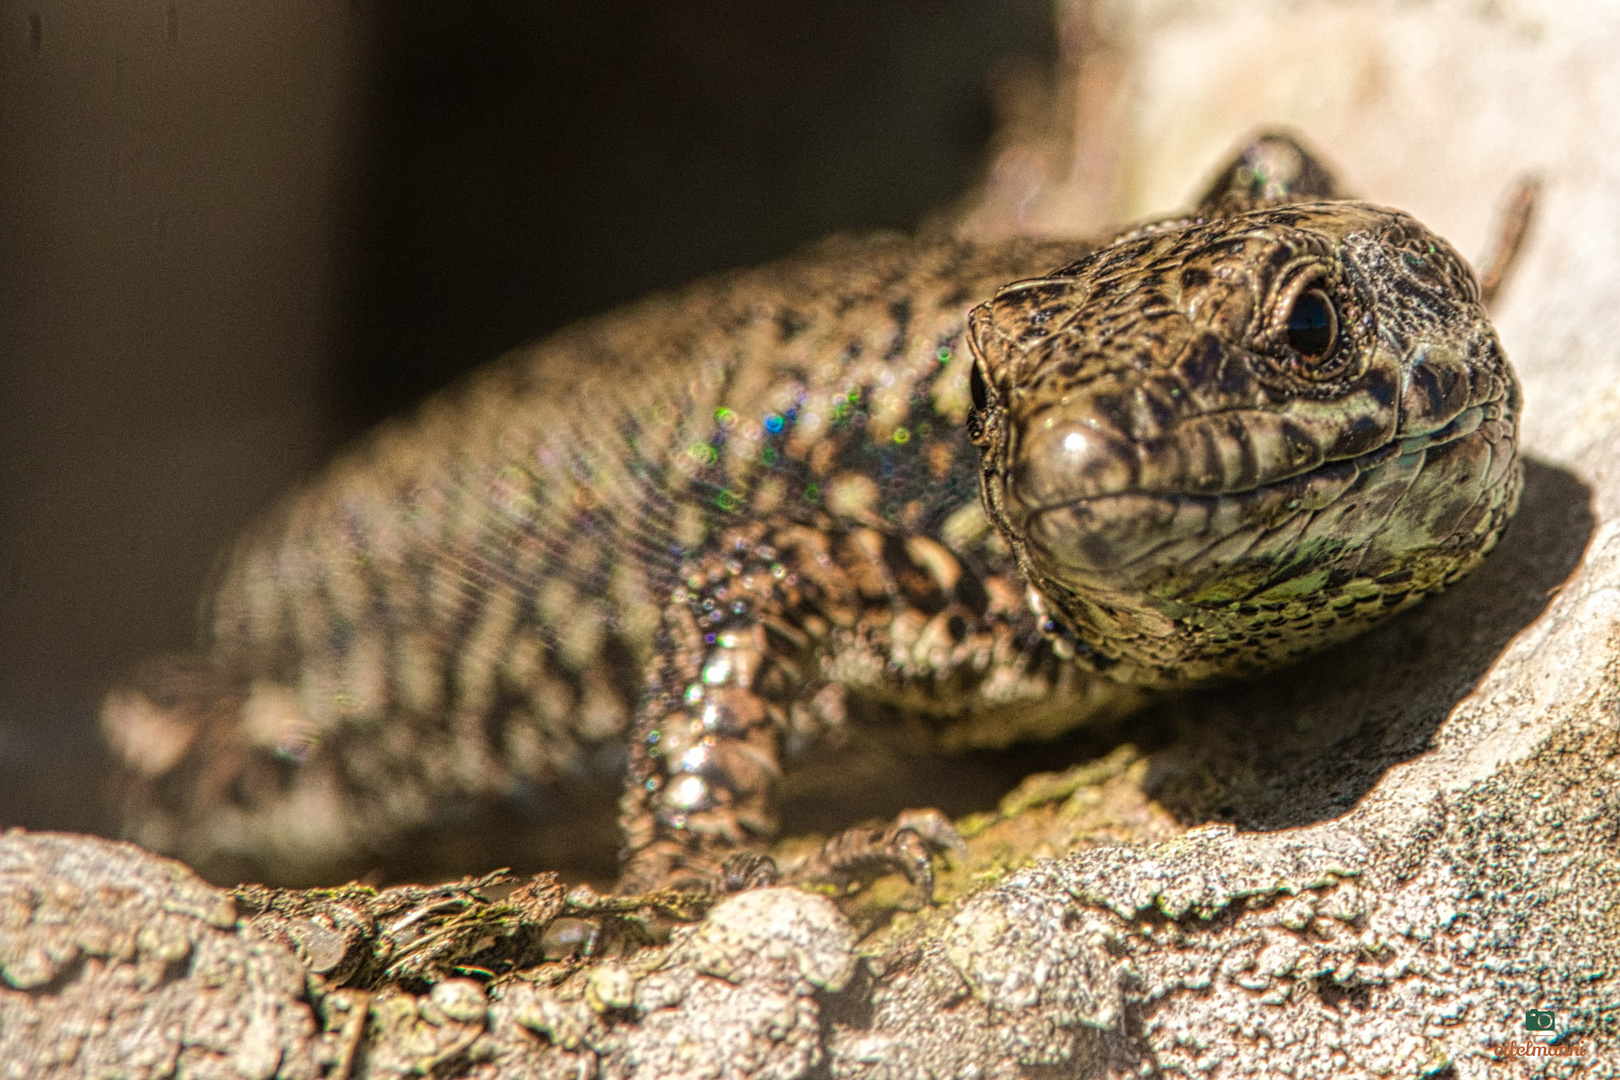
(100, 134), (1525, 896)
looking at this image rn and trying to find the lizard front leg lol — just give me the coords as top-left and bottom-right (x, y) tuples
(616, 520), (817, 894)
(616, 518), (971, 897)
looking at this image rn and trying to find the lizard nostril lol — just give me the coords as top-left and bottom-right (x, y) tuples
(970, 361), (989, 413)
(967, 356), (996, 446)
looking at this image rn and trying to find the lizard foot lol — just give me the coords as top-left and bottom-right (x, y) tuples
(616, 810), (962, 902)
(783, 808), (966, 903)
(616, 842), (782, 897)
(720, 850), (782, 891)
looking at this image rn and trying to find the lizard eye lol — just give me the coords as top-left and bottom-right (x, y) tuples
(969, 360), (990, 413)
(1285, 286), (1337, 361)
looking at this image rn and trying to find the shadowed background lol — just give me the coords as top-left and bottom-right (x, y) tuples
(0, 0), (1055, 839)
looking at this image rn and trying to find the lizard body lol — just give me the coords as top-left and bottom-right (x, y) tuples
(103, 137), (1521, 891)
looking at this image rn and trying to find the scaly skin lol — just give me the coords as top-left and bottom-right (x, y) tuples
(102, 137), (1521, 892)
(970, 203), (1519, 688)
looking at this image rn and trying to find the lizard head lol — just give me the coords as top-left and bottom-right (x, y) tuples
(965, 145), (1521, 687)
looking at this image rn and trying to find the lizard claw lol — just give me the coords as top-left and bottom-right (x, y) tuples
(617, 843), (781, 897)
(720, 851), (781, 892)
(892, 807), (970, 862)
(788, 807), (965, 903)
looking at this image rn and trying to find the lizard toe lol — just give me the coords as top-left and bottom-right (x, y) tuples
(789, 807), (964, 903)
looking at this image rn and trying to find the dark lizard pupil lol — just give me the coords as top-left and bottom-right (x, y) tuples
(970, 362), (989, 412)
(1286, 288), (1336, 359)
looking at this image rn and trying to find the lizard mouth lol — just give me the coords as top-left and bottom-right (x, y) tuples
(1014, 402), (1503, 579)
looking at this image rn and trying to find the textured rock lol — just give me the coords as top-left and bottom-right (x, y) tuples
(0, 831), (316, 1080)
(0, 838), (864, 1079)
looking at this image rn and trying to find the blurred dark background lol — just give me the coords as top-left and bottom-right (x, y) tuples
(0, 1), (1054, 838)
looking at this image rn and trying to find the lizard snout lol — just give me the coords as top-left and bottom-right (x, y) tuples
(1008, 412), (1139, 512)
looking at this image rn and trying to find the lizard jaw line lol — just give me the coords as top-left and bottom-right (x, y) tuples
(1015, 403), (1496, 579)
(1014, 401), (1492, 517)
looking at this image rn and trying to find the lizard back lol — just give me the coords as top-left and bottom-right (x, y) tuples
(116, 233), (1101, 879)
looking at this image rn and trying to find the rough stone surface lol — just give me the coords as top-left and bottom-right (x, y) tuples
(0, 840), (866, 1079)
(392, 885), (860, 1080)
(0, 831), (317, 1080)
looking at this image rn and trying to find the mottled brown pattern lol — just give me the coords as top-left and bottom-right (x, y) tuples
(970, 204), (1518, 688)
(102, 136), (1520, 892)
